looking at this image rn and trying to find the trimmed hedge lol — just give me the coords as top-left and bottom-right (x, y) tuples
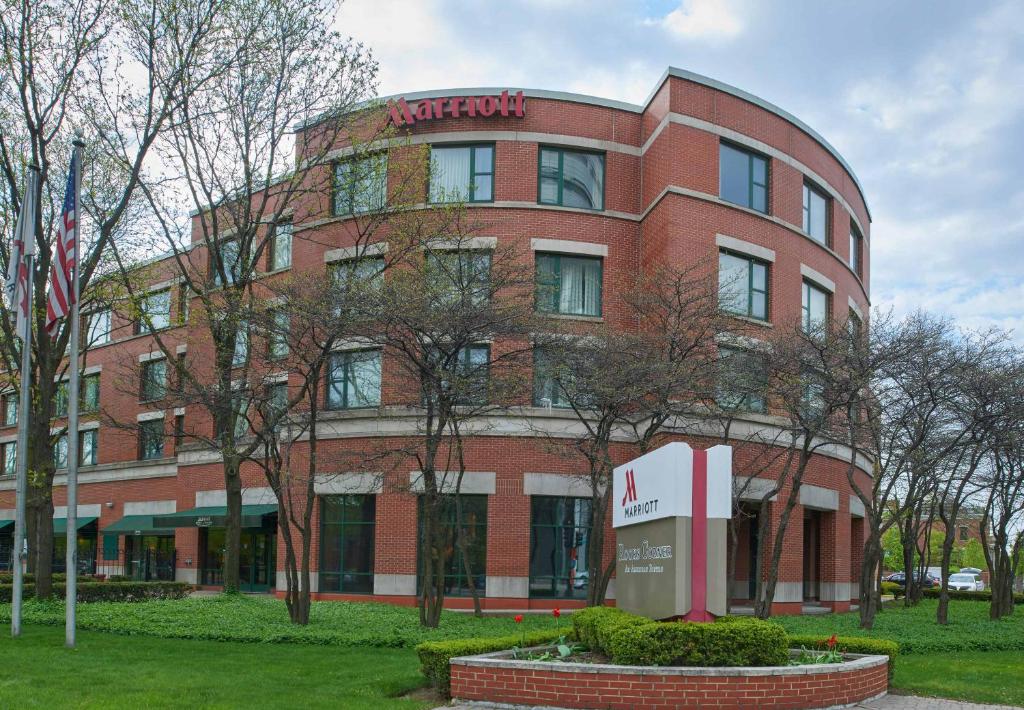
(0, 573), (77, 584)
(788, 634), (899, 677)
(922, 588), (1024, 604)
(880, 581), (904, 599)
(416, 627), (572, 697)
(573, 606), (789, 668)
(0, 581), (192, 603)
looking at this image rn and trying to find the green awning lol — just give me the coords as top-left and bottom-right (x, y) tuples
(153, 504), (277, 529)
(0, 519), (13, 532)
(53, 516), (98, 534)
(101, 515), (176, 537)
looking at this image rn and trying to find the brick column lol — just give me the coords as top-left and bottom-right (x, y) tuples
(850, 515), (865, 602)
(485, 477), (529, 606)
(373, 488), (418, 603)
(819, 507), (852, 612)
(175, 527), (199, 584)
(763, 497), (803, 615)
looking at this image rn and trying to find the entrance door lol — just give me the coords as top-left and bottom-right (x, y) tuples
(748, 510), (760, 601)
(803, 513), (821, 601)
(239, 530), (276, 592)
(127, 536), (176, 581)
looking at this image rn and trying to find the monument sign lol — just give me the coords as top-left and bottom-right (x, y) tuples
(613, 442), (732, 621)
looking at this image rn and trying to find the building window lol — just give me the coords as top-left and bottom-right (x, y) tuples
(959, 525), (969, 542)
(529, 496), (591, 598)
(429, 145), (494, 203)
(3, 393), (17, 426)
(417, 494), (487, 597)
(266, 382), (288, 421)
(138, 418), (165, 460)
(801, 281), (829, 334)
(849, 224), (863, 277)
(426, 250), (491, 306)
(800, 371), (826, 421)
(81, 374), (100, 413)
(802, 182), (830, 245)
(425, 345), (490, 406)
(269, 221), (292, 271)
(848, 309), (863, 339)
(716, 346), (768, 414)
(268, 310), (289, 360)
(330, 257), (385, 291)
(535, 253), (602, 317)
(326, 350), (381, 410)
(213, 240), (244, 287)
(719, 142), (768, 213)
(1, 442), (16, 476)
(54, 381), (69, 417)
(320, 495), (375, 594)
(538, 147), (604, 211)
(333, 154), (387, 215)
(86, 309), (111, 346)
(140, 359), (167, 402)
(79, 429), (98, 466)
(53, 434), (68, 469)
(718, 251), (768, 321)
(533, 348), (571, 408)
(177, 285), (190, 325)
(135, 290), (171, 334)
(232, 323), (249, 368)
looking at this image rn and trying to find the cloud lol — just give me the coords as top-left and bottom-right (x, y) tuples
(647, 0), (743, 42)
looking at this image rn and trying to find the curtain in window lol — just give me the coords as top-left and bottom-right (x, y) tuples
(430, 147), (471, 202)
(558, 257), (601, 315)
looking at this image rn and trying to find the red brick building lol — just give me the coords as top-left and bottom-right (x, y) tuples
(0, 68), (872, 614)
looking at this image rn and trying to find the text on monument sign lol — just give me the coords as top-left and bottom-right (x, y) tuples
(389, 90), (526, 127)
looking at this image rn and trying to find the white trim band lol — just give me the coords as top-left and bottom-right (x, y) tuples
(530, 238), (608, 258)
(800, 264), (836, 293)
(716, 234), (775, 263)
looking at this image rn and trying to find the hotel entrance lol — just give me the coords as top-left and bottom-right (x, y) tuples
(200, 527), (277, 592)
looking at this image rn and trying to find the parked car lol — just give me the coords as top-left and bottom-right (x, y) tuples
(885, 571), (939, 589)
(948, 573), (984, 592)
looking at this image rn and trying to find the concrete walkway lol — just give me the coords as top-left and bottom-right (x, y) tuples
(446, 697), (1022, 710)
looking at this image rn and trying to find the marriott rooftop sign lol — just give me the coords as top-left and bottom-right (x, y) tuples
(388, 90), (526, 127)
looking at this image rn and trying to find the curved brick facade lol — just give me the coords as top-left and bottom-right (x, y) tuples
(0, 68), (871, 614)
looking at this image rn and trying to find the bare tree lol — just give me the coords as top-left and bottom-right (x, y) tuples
(110, 0), (376, 593)
(0, 0), (226, 597)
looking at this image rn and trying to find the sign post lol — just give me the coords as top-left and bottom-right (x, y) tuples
(612, 442), (732, 621)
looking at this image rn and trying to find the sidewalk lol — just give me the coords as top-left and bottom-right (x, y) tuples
(447, 697), (1022, 710)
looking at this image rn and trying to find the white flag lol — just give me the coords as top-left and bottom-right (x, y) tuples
(6, 177), (36, 341)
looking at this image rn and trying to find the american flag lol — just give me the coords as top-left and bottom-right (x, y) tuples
(45, 150), (79, 338)
(5, 171), (36, 341)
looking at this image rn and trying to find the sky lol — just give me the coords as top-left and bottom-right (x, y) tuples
(335, 0), (1024, 336)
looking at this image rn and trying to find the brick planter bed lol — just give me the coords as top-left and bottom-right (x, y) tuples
(450, 649), (890, 710)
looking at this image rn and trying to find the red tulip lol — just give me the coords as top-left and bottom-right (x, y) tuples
(826, 634), (837, 650)
(514, 614), (523, 624)
(552, 608), (561, 618)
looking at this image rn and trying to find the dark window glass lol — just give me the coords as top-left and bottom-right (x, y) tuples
(529, 496), (592, 598)
(426, 250), (491, 306)
(417, 495), (487, 597)
(141, 359), (167, 402)
(319, 495), (375, 593)
(423, 345), (489, 406)
(535, 254), (602, 316)
(333, 155), (387, 215)
(802, 182), (829, 244)
(326, 350), (381, 409)
(268, 310), (289, 360)
(716, 346), (768, 414)
(718, 251), (768, 321)
(719, 143), (768, 213)
(430, 145), (494, 203)
(54, 381), (69, 417)
(139, 418), (165, 460)
(538, 148), (604, 210)
(849, 225), (863, 277)
(213, 240), (242, 287)
(3, 394), (17, 426)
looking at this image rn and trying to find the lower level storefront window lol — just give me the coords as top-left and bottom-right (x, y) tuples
(200, 526), (277, 592)
(125, 535), (176, 581)
(319, 495), (375, 593)
(53, 532), (97, 575)
(529, 496), (591, 598)
(417, 494), (487, 597)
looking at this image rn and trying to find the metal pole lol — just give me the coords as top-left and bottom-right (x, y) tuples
(11, 166), (38, 638)
(65, 139), (84, 648)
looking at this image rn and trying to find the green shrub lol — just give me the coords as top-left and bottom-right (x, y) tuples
(921, 588), (1023, 604)
(881, 581), (904, 599)
(606, 616), (789, 667)
(416, 628), (572, 697)
(0, 581), (191, 603)
(788, 634), (899, 677)
(571, 606), (625, 649)
(0, 573), (74, 585)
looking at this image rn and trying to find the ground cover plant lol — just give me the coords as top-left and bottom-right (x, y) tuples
(773, 599), (1023, 654)
(0, 625), (431, 710)
(0, 595), (570, 647)
(892, 651), (1024, 707)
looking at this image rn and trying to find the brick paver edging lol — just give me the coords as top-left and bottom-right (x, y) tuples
(450, 649), (890, 709)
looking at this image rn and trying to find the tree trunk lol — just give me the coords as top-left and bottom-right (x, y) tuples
(755, 483), (801, 619)
(936, 530), (955, 625)
(859, 526), (883, 629)
(223, 456), (243, 594)
(586, 487), (611, 607)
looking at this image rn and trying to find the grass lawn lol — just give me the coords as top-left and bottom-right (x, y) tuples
(894, 652), (1024, 707)
(0, 625), (431, 710)
(0, 595), (570, 648)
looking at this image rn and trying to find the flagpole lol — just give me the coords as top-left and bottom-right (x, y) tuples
(11, 165), (39, 639)
(65, 138), (84, 648)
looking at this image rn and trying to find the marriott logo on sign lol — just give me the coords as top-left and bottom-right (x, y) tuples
(621, 469), (659, 519)
(388, 90), (526, 127)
